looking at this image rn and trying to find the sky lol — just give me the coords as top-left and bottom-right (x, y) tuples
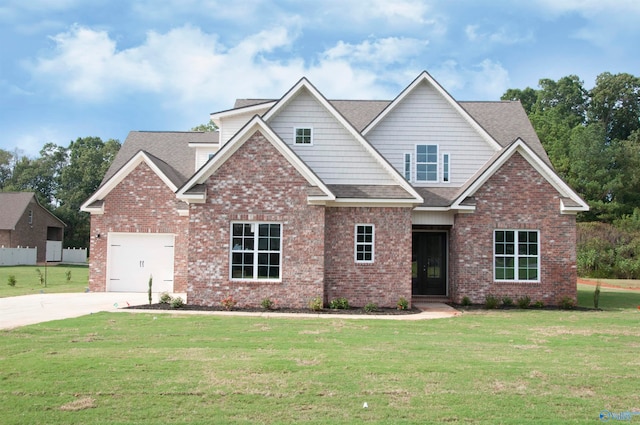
(1, 0), (639, 157)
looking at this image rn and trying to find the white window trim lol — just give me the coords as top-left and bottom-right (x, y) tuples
(230, 222), (282, 281)
(293, 127), (314, 146)
(442, 152), (450, 183)
(404, 152), (412, 181)
(493, 229), (540, 282)
(354, 224), (375, 264)
(415, 144), (439, 183)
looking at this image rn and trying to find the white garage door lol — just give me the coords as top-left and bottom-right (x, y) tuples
(107, 233), (175, 292)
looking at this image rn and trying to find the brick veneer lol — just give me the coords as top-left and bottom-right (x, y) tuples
(88, 162), (189, 292)
(324, 207), (412, 308)
(187, 131), (325, 308)
(450, 152), (577, 305)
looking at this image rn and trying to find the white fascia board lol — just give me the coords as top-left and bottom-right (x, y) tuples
(177, 115), (335, 202)
(362, 71), (502, 152)
(82, 205), (105, 214)
(80, 151), (178, 212)
(262, 78), (423, 204)
(451, 139), (589, 213)
(209, 102), (276, 126)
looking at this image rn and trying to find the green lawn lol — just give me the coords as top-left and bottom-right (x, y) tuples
(0, 265), (89, 297)
(1, 285), (639, 424)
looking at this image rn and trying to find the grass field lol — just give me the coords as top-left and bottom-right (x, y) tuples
(0, 265), (89, 298)
(1, 285), (639, 424)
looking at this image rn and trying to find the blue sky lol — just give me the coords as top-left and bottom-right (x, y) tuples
(1, 0), (639, 157)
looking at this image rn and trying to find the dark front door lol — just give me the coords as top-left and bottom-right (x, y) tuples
(412, 232), (447, 296)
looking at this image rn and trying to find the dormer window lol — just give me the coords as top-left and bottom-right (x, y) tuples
(294, 127), (313, 145)
(416, 145), (438, 182)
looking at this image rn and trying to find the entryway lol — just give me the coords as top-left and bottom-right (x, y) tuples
(412, 231), (448, 296)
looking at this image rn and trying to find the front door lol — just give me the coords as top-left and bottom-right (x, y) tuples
(412, 232), (447, 296)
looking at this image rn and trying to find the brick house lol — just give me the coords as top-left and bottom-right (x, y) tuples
(81, 72), (588, 307)
(0, 192), (65, 262)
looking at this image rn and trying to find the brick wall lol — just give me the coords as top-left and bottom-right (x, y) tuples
(88, 162), (189, 292)
(187, 131), (325, 309)
(450, 152), (577, 305)
(324, 207), (412, 308)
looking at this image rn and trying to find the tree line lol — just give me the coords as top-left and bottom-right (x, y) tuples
(0, 138), (121, 249)
(502, 72), (640, 278)
(1, 75), (638, 278)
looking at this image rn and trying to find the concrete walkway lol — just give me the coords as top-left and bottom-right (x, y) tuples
(1, 293), (459, 330)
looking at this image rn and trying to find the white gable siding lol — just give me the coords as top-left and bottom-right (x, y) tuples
(268, 90), (395, 185)
(219, 107), (271, 144)
(194, 146), (220, 170)
(366, 81), (497, 186)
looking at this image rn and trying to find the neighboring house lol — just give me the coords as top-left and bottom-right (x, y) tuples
(0, 192), (65, 262)
(81, 72), (588, 307)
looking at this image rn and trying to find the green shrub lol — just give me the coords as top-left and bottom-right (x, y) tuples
(396, 297), (409, 310)
(308, 297), (323, 311)
(533, 300), (544, 308)
(461, 296), (471, 307)
(501, 296), (513, 307)
(329, 297), (349, 310)
(170, 296), (184, 309)
(148, 275), (153, 305)
(7, 275), (16, 287)
(35, 269), (45, 287)
(560, 296), (576, 310)
(484, 294), (499, 309)
(364, 302), (378, 313)
(261, 297), (275, 310)
(593, 282), (601, 309)
(65, 269), (72, 281)
(159, 292), (172, 304)
(517, 295), (531, 309)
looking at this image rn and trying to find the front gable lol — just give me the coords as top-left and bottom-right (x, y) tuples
(177, 116), (335, 204)
(452, 139), (589, 214)
(81, 151), (184, 214)
(363, 73), (500, 187)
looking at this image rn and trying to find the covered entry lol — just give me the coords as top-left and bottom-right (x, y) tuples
(106, 233), (175, 292)
(412, 230), (448, 296)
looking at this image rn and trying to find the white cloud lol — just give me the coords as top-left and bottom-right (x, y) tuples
(431, 59), (510, 100)
(324, 37), (429, 65)
(465, 24), (533, 45)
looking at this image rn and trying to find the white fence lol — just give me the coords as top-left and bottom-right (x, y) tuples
(62, 247), (87, 264)
(0, 246), (87, 266)
(0, 246), (37, 266)
(46, 241), (63, 262)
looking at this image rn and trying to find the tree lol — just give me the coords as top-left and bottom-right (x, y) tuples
(501, 87), (537, 115)
(0, 148), (13, 190)
(56, 137), (121, 248)
(589, 72), (640, 143)
(191, 119), (218, 132)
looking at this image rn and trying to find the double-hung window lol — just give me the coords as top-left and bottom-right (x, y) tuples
(294, 127), (313, 145)
(231, 223), (281, 280)
(355, 224), (375, 263)
(416, 145), (438, 182)
(404, 153), (411, 181)
(494, 230), (539, 281)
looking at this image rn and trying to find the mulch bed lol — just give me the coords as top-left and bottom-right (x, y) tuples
(126, 303), (422, 315)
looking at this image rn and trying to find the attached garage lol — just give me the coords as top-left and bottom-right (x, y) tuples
(107, 233), (175, 292)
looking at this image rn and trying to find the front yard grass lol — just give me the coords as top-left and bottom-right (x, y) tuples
(1, 285), (639, 424)
(0, 265), (88, 298)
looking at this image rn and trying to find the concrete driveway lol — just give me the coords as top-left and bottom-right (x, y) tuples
(0, 292), (161, 330)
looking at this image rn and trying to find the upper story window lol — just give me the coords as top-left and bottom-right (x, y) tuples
(443, 153), (450, 183)
(404, 153), (411, 181)
(294, 127), (313, 145)
(416, 145), (438, 182)
(28, 210), (33, 225)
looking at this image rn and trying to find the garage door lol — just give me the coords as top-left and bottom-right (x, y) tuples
(107, 233), (175, 292)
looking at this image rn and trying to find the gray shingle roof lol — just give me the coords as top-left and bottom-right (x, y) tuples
(0, 192), (35, 230)
(101, 131), (218, 187)
(327, 184), (416, 200)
